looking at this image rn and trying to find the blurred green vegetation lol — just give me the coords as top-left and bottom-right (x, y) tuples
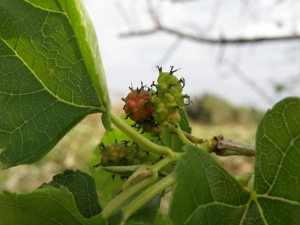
(186, 93), (264, 126)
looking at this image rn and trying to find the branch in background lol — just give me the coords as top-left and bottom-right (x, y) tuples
(116, 0), (300, 103)
(220, 57), (275, 105)
(151, 36), (183, 68)
(120, 25), (300, 45)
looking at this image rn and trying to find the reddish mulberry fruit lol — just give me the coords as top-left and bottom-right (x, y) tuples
(123, 87), (155, 122)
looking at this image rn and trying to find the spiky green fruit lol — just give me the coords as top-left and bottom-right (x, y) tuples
(151, 66), (190, 125)
(98, 141), (162, 167)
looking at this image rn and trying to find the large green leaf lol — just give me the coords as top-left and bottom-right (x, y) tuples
(40, 169), (102, 219)
(0, 186), (88, 225)
(253, 97), (300, 224)
(169, 145), (250, 224)
(0, 0), (110, 168)
(169, 97), (300, 224)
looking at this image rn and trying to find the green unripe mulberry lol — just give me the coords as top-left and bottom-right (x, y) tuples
(98, 141), (162, 167)
(151, 66), (190, 125)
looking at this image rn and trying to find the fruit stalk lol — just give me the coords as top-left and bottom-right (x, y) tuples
(109, 110), (174, 157)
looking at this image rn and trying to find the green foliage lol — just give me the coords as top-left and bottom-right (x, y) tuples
(0, 0), (110, 168)
(1, 0), (300, 224)
(40, 170), (101, 218)
(154, 210), (173, 225)
(186, 93), (263, 125)
(170, 145), (250, 224)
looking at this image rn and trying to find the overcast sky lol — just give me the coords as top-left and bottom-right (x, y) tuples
(83, 0), (300, 111)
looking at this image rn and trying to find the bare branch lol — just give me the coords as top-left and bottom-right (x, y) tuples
(151, 36), (183, 68)
(120, 25), (300, 45)
(220, 58), (275, 105)
(213, 135), (255, 157)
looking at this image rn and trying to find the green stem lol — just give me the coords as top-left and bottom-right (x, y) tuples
(152, 152), (182, 172)
(101, 172), (158, 218)
(163, 122), (216, 152)
(120, 152), (182, 193)
(173, 123), (194, 145)
(109, 110), (173, 157)
(122, 173), (176, 223)
(163, 121), (205, 144)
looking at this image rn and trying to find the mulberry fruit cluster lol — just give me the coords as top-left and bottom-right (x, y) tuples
(122, 66), (191, 136)
(152, 66), (189, 125)
(99, 141), (162, 167)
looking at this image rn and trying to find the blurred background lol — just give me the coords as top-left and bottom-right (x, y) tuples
(1, 0), (299, 210)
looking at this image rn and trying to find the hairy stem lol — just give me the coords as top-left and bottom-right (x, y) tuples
(109, 110), (174, 157)
(122, 173), (176, 223)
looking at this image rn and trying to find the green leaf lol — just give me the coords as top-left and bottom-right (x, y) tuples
(108, 210), (124, 225)
(126, 191), (163, 225)
(170, 97), (300, 224)
(161, 110), (192, 153)
(253, 97), (300, 224)
(88, 214), (108, 225)
(0, 0), (110, 168)
(40, 169), (101, 218)
(0, 186), (88, 225)
(154, 210), (173, 225)
(169, 145), (250, 225)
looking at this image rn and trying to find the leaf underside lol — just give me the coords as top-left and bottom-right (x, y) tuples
(170, 97), (300, 225)
(0, 0), (110, 168)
